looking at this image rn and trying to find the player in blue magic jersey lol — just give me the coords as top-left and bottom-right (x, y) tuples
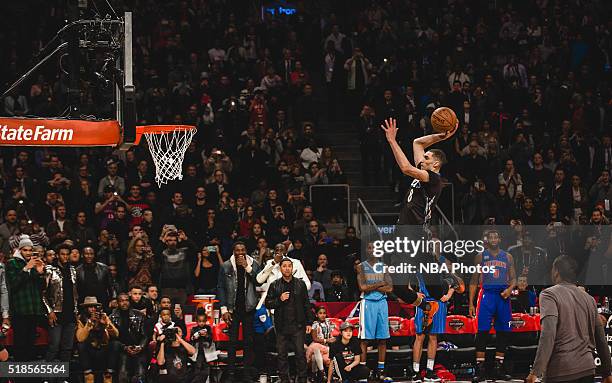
(357, 242), (394, 383)
(468, 230), (516, 382)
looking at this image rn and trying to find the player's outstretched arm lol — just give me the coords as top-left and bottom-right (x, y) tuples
(413, 121), (458, 166)
(468, 252), (483, 317)
(381, 118), (429, 182)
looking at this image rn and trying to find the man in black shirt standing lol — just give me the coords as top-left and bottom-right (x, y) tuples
(265, 258), (313, 383)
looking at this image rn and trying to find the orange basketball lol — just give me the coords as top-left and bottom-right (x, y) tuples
(431, 107), (458, 133)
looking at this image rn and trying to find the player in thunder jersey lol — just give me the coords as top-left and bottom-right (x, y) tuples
(410, 236), (462, 382)
(381, 118), (462, 330)
(357, 242), (394, 383)
(468, 230), (516, 382)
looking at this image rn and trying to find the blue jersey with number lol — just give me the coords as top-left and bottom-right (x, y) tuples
(360, 261), (386, 301)
(481, 249), (509, 292)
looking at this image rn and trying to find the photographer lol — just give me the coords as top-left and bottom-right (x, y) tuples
(156, 325), (196, 383)
(76, 296), (119, 383)
(110, 292), (148, 383)
(188, 313), (214, 383)
(43, 243), (78, 362)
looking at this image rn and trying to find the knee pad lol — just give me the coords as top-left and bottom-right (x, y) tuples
(475, 331), (488, 352)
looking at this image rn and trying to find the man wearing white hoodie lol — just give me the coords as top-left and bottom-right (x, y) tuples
(256, 242), (310, 310)
(217, 241), (262, 383)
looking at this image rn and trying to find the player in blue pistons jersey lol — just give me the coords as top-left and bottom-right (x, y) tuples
(468, 230), (516, 382)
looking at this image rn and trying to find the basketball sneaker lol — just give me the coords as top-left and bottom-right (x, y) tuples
(472, 361), (487, 382)
(408, 370), (422, 383)
(493, 360), (511, 381)
(424, 369), (441, 382)
(421, 301), (439, 332)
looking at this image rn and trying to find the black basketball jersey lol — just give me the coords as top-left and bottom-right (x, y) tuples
(398, 170), (442, 225)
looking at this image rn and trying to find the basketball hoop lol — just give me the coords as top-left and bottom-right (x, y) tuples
(135, 125), (197, 187)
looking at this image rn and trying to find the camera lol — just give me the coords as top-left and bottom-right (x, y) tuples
(162, 327), (179, 344)
(207, 246), (216, 253)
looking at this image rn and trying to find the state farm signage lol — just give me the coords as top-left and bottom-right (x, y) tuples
(0, 118), (121, 146)
(0, 125), (74, 142)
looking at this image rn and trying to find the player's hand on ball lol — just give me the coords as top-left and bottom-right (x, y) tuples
(380, 118), (398, 142)
(437, 120), (459, 140)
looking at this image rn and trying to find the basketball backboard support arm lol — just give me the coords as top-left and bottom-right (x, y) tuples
(118, 11), (137, 150)
(1, 43), (68, 99)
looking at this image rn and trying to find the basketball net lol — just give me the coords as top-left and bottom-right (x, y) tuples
(143, 128), (196, 187)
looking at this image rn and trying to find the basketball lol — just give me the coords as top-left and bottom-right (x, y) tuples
(431, 107), (458, 133)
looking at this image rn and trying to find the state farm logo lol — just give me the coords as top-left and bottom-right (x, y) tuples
(449, 319), (464, 330)
(510, 318), (525, 329)
(0, 125), (74, 141)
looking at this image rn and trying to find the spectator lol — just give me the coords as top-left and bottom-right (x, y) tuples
(217, 242), (261, 382)
(76, 296), (119, 383)
(328, 322), (370, 382)
(76, 247), (112, 307)
(314, 254), (333, 290)
(265, 258), (313, 383)
(194, 244), (222, 295)
(6, 235), (46, 361)
(45, 203), (74, 246)
(97, 159), (126, 198)
(325, 271), (351, 302)
(256, 242), (310, 309)
(304, 162), (329, 186)
(73, 211), (96, 249)
(589, 170), (612, 209)
(109, 292), (148, 383)
(498, 159), (523, 200)
(307, 269), (326, 303)
(189, 313), (214, 383)
(108, 263), (125, 301)
(0, 209), (19, 255)
(301, 141), (323, 170)
(158, 230), (196, 305)
(43, 243), (78, 362)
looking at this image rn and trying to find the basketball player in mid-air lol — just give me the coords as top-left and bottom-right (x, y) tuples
(380, 117), (460, 311)
(468, 229), (516, 382)
(382, 117), (464, 381)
